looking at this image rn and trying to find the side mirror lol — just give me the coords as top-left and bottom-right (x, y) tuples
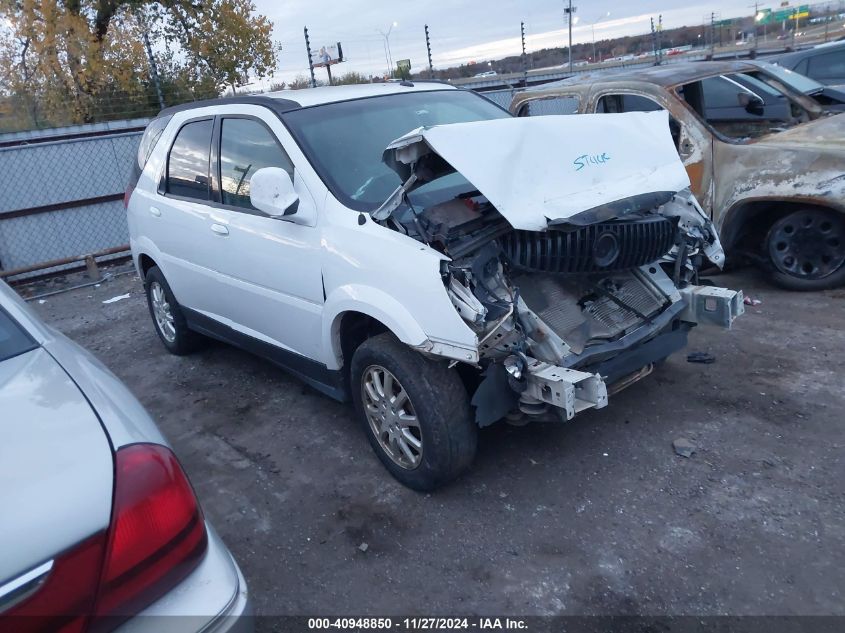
(737, 92), (765, 115)
(249, 167), (300, 219)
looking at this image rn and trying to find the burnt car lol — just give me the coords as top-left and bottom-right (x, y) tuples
(511, 61), (845, 290)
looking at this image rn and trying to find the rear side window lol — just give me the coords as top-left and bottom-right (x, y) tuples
(166, 119), (213, 200)
(807, 50), (845, 82)
(596, 94), (664, 113)
(219, 118), (294, 210)
(520, 96), (580, 116)
(0, 307), (37, 362)
(137, 115), (172, 173)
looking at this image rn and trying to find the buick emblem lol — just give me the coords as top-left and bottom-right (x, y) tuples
(593, 231), (620, 267)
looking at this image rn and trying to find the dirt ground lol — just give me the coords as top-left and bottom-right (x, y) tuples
(26, 264), (845, 617)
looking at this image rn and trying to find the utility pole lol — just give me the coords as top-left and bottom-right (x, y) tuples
(650, 18), (658, 62)
(750, 1), (759, 54)
(304, 26), (316, 88)
(425, 24), (434, 78)
(136, 10), (165, 109)
(564, 0), (577, 72)
(656, 14), (663, 65)
(521, 21), (528, 88)
(710, 12), (716, 58)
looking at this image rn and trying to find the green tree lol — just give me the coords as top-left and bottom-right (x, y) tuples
(0, 0), (277, 130)
(333, 71), (367, 85)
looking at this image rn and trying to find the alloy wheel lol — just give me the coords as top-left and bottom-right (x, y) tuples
(150, 281), (176, 343)
(361, 365), (422, 470)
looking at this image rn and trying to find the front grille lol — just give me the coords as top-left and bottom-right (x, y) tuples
(501, 215), (676, 274)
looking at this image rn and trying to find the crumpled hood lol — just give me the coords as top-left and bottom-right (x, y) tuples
(382, 111), (691, 231)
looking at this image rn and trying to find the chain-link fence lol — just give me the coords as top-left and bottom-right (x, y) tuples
(0, 119), (146, 283)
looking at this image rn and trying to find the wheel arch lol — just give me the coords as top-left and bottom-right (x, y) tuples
(323, 286), (431, 374)
(137, 252), (158, 280)
(720, 197), (845, 253)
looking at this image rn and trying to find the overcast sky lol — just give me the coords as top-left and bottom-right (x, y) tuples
(250, 0), (765, 87)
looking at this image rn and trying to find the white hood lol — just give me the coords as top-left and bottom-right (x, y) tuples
(384, 111), (691, 231)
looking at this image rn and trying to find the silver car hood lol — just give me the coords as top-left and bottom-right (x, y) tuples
(380, 111), (691, 231)
(0, 348), (113, 587)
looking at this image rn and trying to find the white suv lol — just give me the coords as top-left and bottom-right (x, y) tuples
(127, 82), (743, 490)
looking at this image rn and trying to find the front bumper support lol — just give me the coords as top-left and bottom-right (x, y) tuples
(523, 359), (608, 421)
(678, 285), (745, 329)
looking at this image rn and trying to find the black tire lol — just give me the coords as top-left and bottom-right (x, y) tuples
(766, 208), (845, 291)
(144, 266), (202, 355)
(350, 333), (477, 491)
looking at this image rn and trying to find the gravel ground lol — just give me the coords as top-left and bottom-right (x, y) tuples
(25, 264), (845, 617)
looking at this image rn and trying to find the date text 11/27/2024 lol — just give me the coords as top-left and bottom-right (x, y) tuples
(307, 618), (528, 630)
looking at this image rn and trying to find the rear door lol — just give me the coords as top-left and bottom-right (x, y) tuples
(142, 117), (220, 315)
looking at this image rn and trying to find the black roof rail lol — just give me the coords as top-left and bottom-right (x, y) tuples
(157, 95), (301, 119)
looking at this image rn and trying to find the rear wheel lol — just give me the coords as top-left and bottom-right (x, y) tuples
(144, 266), (202, 355)
(351, 333), (477, 491)
(766, 208), (845, 291)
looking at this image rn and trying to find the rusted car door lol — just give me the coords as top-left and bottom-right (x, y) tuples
(587, 87), (716, 217)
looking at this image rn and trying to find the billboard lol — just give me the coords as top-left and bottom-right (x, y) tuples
(314, 43), (344, 67)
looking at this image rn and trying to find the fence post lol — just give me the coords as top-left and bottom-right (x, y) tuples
(84, 254), (101, 281)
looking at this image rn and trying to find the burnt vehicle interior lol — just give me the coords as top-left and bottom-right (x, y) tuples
(677, 72), (814, 140)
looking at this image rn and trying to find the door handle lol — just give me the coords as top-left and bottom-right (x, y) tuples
(149, 206), (161, 217)
(210, 223), (229, 236)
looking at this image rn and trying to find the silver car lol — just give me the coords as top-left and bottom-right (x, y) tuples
(0, 280), (251, 632)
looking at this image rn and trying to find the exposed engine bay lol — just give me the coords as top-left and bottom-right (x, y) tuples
(375, 114), (744, 426)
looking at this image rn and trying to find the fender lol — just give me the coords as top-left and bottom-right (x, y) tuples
(130, 235), (165, 279)
(322, 284), (431, 371)
(719, 195), (845, 251)
(322, 284), (480, 370)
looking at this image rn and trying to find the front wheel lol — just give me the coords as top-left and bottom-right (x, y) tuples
(350, 333), (477, 491)
(766, 208), (845, 291)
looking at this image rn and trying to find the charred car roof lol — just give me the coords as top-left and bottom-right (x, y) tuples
(529, 61), (762, 92)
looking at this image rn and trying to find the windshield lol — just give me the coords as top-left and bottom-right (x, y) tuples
(283, 89), (511, 211)
(755, 62), (824, 94)
(0, 306), (37, 362)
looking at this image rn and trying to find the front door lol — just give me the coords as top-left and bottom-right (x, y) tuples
(203, 114), (324, 362)
(592, 90), (716, 216)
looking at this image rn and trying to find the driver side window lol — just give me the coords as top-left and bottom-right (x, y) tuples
(595, 93), (680, 149)
(219, 118), (294, 211)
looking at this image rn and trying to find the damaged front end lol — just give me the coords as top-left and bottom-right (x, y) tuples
(376, 113), (744, 426)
